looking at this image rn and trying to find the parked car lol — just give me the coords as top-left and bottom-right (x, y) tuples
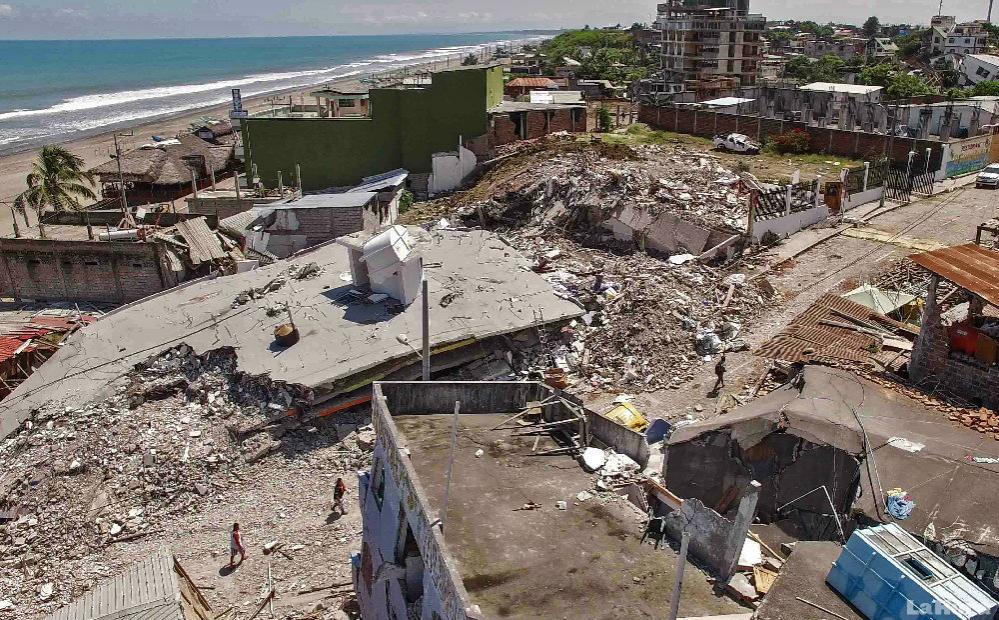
(976, 164), (999, 189)
(713, 133), (760, 155)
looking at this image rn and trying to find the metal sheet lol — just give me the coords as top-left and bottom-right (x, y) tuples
(910, 243), (999, 307)
(174, 217), (227, 266)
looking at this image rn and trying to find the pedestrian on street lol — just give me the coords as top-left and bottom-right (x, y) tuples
(228, 523), (246, 568)
(333, 477), (348, 515)
(713, 353), (727, 391)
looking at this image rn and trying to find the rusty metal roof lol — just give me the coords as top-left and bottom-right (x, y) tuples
(909, 243), (999, 307)
(45, 548), (183, 620)
(755, 293), (918, 366)
(506, 77), (559, 88)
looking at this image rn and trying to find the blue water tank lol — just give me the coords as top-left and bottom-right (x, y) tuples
(827, 523), (999, 620)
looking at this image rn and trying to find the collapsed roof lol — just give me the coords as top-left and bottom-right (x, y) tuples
(90, 134), (233, 186)
(668, 365), (999, 555)
(0, 228), (582, 439)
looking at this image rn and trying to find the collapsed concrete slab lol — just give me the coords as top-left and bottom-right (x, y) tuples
(0, 228), (582, 440)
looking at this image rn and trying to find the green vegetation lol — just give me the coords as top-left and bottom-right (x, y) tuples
(461, 53), (479, 66)
(895, 32), (924, 59)
(863, 16), (880, 38)
(858, 62), (935, 99)
(597, 106), (614, 132)
(15, 145), (96, 238)
(942, 80), (999, 99)
(765, 129), (812, 154)
(539, 29), (649, 82)
(398, 189), (415, 214)
(785, 54), (847, 83)
(797, 21), (835, 38)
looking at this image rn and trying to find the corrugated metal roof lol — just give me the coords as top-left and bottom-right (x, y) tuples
(45, 548), (183, 620)
(279, 192), (378, 209)
(348, 168), (409, 193)
(506, 77), (559, 88)
(755, 293), (917, 365)
(909, 243), (999, 307)
(174, 217), (227, 266)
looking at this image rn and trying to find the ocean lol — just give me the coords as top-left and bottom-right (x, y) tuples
(0, 33), (544, 154)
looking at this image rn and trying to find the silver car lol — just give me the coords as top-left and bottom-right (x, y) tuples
(976, 164), (999, 188)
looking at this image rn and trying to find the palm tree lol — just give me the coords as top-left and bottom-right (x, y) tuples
(14, 145), (96, 238)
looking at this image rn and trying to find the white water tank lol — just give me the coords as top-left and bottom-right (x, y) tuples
(359, 225), (422, 306)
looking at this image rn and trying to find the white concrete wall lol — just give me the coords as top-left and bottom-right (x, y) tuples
(750, 201), (828, 242)
(428, 145), (477, 196)
(843, 186), (883, 211)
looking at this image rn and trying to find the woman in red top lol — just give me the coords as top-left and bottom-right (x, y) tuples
(333, 478), (348, 515)
(229, 523), (246, 568)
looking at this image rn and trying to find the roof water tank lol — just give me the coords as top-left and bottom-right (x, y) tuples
(361, 225), (414, 277)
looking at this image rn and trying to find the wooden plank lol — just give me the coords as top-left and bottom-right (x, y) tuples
(753, 565), (778, 594)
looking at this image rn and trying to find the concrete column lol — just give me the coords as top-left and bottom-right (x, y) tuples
(803, 107), (813, 125)
(911, 274), (940, 382)
(939, 118), (953, 141)
(722, 480), (762, 579)
(863, 161), (870, 191)
(838, 107), (848, 129)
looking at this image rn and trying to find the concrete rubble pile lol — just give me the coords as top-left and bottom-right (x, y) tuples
(0, 344), (373, 617)
(510, 236), (773, 392)
(469, 143), (748, 235)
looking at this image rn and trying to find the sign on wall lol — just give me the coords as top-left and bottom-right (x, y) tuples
(945, 135), (990, 178)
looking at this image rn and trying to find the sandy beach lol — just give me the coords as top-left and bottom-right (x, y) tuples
(0, 56), (455, 236)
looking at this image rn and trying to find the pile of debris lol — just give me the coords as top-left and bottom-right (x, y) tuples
(465, 143), (748, 236)
(232, 261), (323, 308)
(509, 235), (773, 392)
(0, 344), (372, 617)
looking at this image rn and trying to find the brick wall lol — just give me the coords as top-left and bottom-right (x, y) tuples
(911, 277), (999, 410)
(638, 104), (945, 169)
(489, 108), (587, 148)
(0, 239), (176, 303)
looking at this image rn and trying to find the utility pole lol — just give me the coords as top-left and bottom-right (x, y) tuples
(667, 531), (690, 620)
(990, 0), (995, 23)
(112, 131), (133, 217)
(421, 274), (431, 381)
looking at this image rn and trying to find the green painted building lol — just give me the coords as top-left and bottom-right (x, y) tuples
(240, 65), (504, 191)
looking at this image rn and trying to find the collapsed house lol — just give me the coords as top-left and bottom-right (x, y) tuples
(0, 308), (98, 400)
(0, 216), (241, 304)
(355, 380), (748, 620)
(0, 227), (582, 439)
(663, 364), (999, 596)
(909, 243), (999, 411)
(219, 169), (407, 259)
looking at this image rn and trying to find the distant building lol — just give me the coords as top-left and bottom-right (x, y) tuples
(962, 54), (999, 86)
(803, 37), (867, 61)
(945, 20), (989, 57)
(652, 0), (766, 93)
(800, 82), (883, 106)
(236, 65), (504, 197)
(504, 76), (562, 97)
(866, 37), (900, 61)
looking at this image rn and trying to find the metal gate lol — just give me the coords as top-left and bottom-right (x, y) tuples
(910, 170), (935, 197)
(883, 165), (913, 203)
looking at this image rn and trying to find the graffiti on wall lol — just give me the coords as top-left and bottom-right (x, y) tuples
(373, 402), (470, 620)
(946, 135), (990, 178)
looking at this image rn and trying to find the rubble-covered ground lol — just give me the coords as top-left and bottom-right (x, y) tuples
(0, 345), (372, 620)
(404, 137), (778, 395)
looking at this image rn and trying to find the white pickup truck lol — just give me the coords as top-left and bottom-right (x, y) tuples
(713, 133), (761, 155)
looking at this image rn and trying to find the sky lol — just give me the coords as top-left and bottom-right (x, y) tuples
(0, 0), (993, 39)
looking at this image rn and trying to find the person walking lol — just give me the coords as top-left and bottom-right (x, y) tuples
(333, 477), (348, 515)
(228, 523), (246, 568)
(713, 353), (727, 391)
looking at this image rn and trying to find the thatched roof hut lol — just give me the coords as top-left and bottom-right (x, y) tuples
(91, 134), (233, 186)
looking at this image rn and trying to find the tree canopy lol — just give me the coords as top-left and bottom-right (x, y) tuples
(785, 54), (846, 83)
(862, 16), (880, 38)
(539, 29), (648, 81)
(859, 62), (936, 99)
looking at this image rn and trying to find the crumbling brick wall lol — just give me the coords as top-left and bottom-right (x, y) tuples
(0, 239), (174, 303)
(911, 276), (999, 410)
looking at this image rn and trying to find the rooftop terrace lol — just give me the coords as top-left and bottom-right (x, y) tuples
(391, 411), (745, 619)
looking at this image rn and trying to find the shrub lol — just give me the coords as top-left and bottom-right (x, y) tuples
(398, 189), (414, 214)
(597, 106), (613, 132)
(766, 129), (811, 154)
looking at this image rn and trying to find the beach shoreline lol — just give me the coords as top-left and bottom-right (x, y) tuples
(0, 48), (509, 234)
